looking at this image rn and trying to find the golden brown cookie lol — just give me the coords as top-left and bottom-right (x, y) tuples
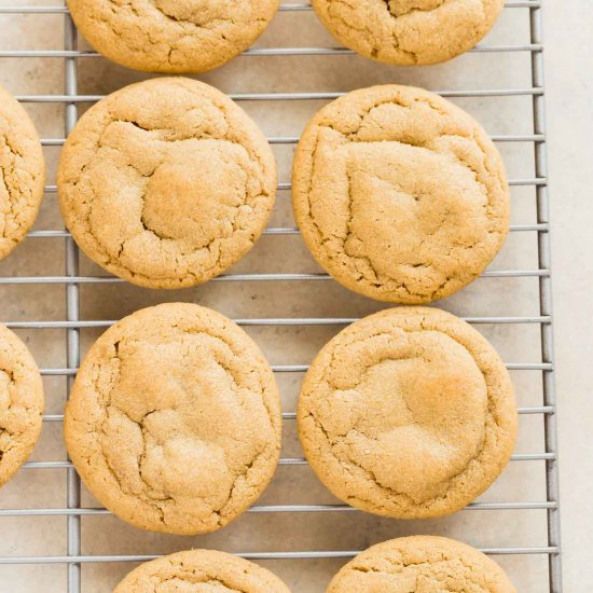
(67, 0), (280, 73)
(327, 536), (516, 593)
(113, 549), (291, 593)
(292, 84), (509, 304)
(64, 303), (282, 535)
(298, 307), (517, 519)
(58, 77), (276, 289)
(0, 323), (44, 489)
(312, 0), (505, 66)
(0, 85), (45, 261)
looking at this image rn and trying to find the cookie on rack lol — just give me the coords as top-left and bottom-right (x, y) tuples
(327, 536), (516, 593)
(298, 307), (517, 519)
(312, 0), (505, 66)
(113, 549), (291, 593)
(292, 84), (509, 304)
(67, 0), (279, 73)
(0, 85), (45, 262)
(58, 77), (276, 289)
(0, 323), (44, 489)
(64, 302), (282, 535)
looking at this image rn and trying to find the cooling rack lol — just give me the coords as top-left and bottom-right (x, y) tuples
(0, 1), (561, 593)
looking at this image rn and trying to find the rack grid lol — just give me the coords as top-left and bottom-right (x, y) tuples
(0, 2), (561, 593)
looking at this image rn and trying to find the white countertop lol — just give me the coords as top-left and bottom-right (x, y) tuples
(545, 2), (593, 590)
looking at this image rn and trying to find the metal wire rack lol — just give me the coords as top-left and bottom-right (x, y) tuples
(0, 1), (561, 593)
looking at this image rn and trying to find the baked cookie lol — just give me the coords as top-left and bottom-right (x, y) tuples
(327, 536), (516, 593)
(292, 84), (509, 304)
(64, 303), (282, 535)
(113, 549), (291, 593)
(298, 307), (517, 519)
(312, 0), (504, 66)
(0, 323), (44, 488)
(58, 77), (276, 289)
(67, 0), (280, 73)
(0, 85), (45, 261)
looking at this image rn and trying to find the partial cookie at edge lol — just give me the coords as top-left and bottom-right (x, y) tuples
(327, 536), (516, 593)
(113, 549), (292, 593)
(312, 0), (505, 66)
(0, 323), (45, 488)
(0, 85), (45, 261)
(67, 0), (280, 73)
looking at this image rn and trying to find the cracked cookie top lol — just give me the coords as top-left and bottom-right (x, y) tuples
(0, 85), (45, 262)
(114, 549), (291, 593)
(297, 307), (516, 519)
(67, 0), (280, 73)
(292, 85), (509, 304)
(58, 77), (276, 289)
(312, 0), (504, 65)
(327, 536), (516, 593)
(64, 303), (282, 535)
(0, 323), (44, 489)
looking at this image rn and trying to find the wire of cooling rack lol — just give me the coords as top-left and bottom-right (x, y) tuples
(0, 2), (561, 592)
(63, 13), (81, 593)
(528, 6), (562, 593)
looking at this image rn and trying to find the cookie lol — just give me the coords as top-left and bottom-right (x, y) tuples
(58, 77), (276, 289)
(298, 307), (517, 519)
(327, 536), (516, 593)
(64, 303), (282, 535)
(0, 85), (45, 261)
(0, 323), (44, 488)
(312, 0), (504, 66)
(67, 0), (280, 73)
(292, 84), (509, 304)
(113, 549), (291, 593)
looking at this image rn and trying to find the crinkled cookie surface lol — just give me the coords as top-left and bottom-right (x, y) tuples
(58, 77), (276, 289)
(292, 84), (509, 304)
(312, 0), (505, 65)
(113, 549), (292, 593)
(298, 307), (517, 519)
(65, 303), (282, 535)
(327, 536), (516, 593)
(67, 0), (280, 73)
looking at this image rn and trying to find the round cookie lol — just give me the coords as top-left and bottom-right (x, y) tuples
(298, 307), (517, 519)
(0, 85), (45, 261)
(113, 549), (291, 593)
(292, 84), (510, 304)
(67, 0), (280, 73)
(64, 303), (282, 535)
(0, 323), (44, 488)
(327, 536), (516, 593)
(312, 0), (504, 66)
(58, 77), (276, 289)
